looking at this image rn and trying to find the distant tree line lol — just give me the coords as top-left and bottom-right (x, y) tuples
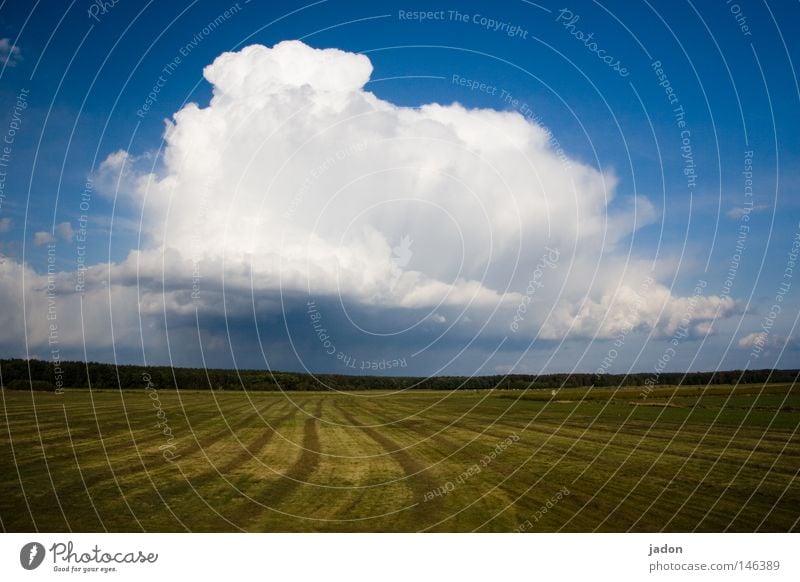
(1, 358), (797, 392)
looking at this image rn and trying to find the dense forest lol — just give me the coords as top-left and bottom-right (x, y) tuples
(0, 358), (797, 392)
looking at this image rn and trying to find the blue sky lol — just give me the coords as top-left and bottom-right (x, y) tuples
(0, 0), (798, 376)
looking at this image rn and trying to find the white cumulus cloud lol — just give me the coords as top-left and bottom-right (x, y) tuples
(76, 40), (738, 345)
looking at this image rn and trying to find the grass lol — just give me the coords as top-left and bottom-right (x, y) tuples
(1, 383), (798, 532)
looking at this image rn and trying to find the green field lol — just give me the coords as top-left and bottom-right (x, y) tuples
(1, 383), (798, 532)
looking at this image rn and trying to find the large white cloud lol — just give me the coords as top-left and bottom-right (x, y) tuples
(2, 40), (742, 361)
(107, 42), (620, 302)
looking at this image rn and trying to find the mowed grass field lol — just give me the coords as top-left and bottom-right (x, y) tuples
(1, 383), (798, 532)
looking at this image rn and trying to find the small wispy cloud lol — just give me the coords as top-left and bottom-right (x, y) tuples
(737, 331), (800, 353)
(0, 38), (22, 68)
(33, 222), (74, 246)
(737, 331), (769, 349)
(726, 204), (770, 220)
(33, 231), (54, 246)
(55, 221), (74, 242)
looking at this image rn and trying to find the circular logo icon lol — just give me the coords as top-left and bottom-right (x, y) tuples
(20, 542), (45, 570)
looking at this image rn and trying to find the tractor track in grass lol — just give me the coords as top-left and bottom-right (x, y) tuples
(406, 411), (799, 478)
(12, 399), (282, 510)
(2, 399), (259, 474)
(75, 398), (297, 531)
(180, 399), (289, 463)
(231, 400), (324, 530)
(5, 397), (303, 530)
(217, 408), (299, 475)
(141, 397), (295, 490)
(335, 401), (437, 530)
(371, 408), (797, 531)
(266, 400), (323, 500)
(146, 402), (302, 531)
